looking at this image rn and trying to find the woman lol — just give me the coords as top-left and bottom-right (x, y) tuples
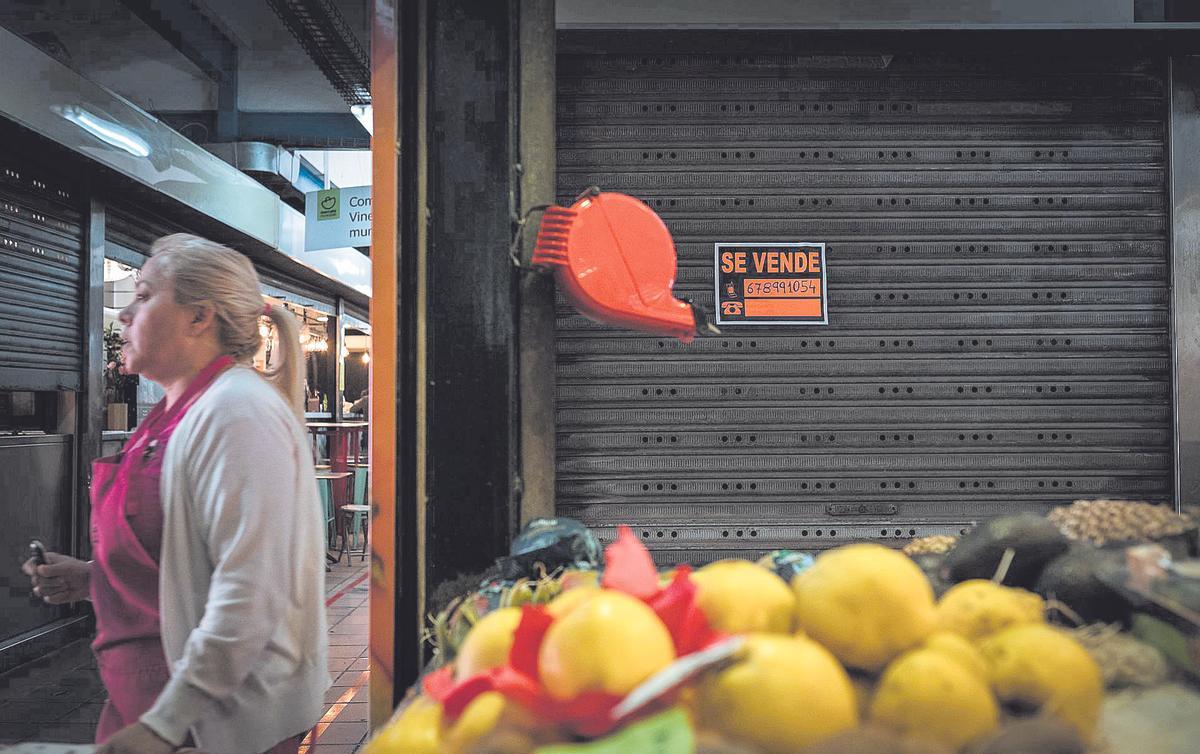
(24, 234), (329, 754)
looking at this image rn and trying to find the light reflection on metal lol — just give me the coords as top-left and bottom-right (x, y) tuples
(55, 106), (151, 158)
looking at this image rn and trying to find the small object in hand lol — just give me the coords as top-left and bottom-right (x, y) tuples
(29, 539), (47, 566)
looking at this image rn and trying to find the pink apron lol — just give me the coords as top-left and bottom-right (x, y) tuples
(90, 356), (301, 753)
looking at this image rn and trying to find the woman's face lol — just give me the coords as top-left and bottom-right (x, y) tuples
(117, 258), (196, 382)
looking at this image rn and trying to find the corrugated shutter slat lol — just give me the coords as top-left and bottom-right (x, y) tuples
(555, 48), (1172, 564)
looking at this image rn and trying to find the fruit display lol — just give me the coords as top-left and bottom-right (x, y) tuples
(691, 559), (795, 634)
(978, 624), (1103, 740)
(365, 500), (1200, 753)
(1070, 623), (1169, 689)
(696, 634), (858, 751)
(941, 513), (1069, 588)
(1035, 546), (1131, 624)
(869, 646), (999, 750)
(538, 589), (676, 699)
(1048, 499), (1196, 548)
(792, 544), (937, 673)
(936, 580), (1044, 643)
(454, 608), (523, 680)
(364, 513), (1162, 754)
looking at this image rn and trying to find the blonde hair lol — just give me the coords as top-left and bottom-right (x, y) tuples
(149, 233), (305, 421)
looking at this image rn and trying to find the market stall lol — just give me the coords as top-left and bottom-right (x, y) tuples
(363, 0), (1200, 749)
(364, 506), (1200, 753)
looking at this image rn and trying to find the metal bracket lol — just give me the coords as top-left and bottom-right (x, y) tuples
(509, 203), (554, 270)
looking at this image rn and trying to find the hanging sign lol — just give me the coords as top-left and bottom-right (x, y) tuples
(304, 185), (372, 251)
(714, 242), (828, 325)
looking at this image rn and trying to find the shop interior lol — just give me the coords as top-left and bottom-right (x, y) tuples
(101, 258), (369, 432)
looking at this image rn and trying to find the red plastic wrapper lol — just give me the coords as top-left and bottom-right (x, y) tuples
(423, 526), (724, 737)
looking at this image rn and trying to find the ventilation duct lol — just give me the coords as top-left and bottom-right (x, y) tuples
(203, 141), (320, 212)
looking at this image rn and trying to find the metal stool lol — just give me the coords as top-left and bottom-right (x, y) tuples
(338, 505), (371, 563)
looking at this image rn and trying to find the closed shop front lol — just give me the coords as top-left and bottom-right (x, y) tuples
(0, 144), (83, 390)
(0, 134), (84, 654)
(554, 34), (1172, 564)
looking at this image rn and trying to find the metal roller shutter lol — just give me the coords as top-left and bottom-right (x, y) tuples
(0, 149), (83, 389)
(554, 44), (1172, 564)
(106, 204), (183, 261)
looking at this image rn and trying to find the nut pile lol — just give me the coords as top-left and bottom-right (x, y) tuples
(1047, 499), (1195, 546)
(902, 535), (957, 556)
(1071, 623), (1169, 689)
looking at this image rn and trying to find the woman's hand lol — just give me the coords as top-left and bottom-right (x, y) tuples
(21, 551), (91, 604)
(95, 722), (175, 754)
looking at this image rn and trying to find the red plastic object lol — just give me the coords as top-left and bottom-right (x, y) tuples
(422, 525), (722, 738)
(533, 191), (701, 343)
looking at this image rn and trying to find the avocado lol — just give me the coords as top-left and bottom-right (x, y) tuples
(1035, 545), (1132, 625)
(943, 514), (1069, 588)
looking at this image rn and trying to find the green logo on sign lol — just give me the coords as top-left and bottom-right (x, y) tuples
(317, 189), (340, 221)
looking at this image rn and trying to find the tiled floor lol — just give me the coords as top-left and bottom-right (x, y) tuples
(0, 554), (372, 753)
(302, 557), (372, 754)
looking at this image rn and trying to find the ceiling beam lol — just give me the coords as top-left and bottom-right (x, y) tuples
(117, 0), (239, 139)
(155, 110), (370, 149)
(117, 0), (236, 83)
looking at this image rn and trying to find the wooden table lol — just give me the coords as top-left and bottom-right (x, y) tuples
(306, 421), (369, 468)
(306, 421), (367, 499)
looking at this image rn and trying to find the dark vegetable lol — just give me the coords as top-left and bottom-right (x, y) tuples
(943, 514), (1069, 588)
(1035, 545), (1131, 625)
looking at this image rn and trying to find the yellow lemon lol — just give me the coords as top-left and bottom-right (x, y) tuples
(363, 694), (442, 754)
(922, 631), (989, 682)
(691, 559), (795, 634)
(792, 544), (937, 672)
(455, 607), (522, 680)
(445, 691), (506, 753)
(545, 585), (598, 619)
(937, 580), (1044, 643)
(559, 569), (599, 592)
(697, 634), (858, 753)
(979, 624), (1103, 741)
(538, 590), (675, 699)
(871, 648), (999, 750)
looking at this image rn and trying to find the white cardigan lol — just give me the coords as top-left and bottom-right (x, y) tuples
(140, 367), (330, 753)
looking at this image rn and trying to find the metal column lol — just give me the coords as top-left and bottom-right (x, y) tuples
(81, 197), (105, 555)
(371, 0), (556, 716)
(1171, 56), (1200, 509)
